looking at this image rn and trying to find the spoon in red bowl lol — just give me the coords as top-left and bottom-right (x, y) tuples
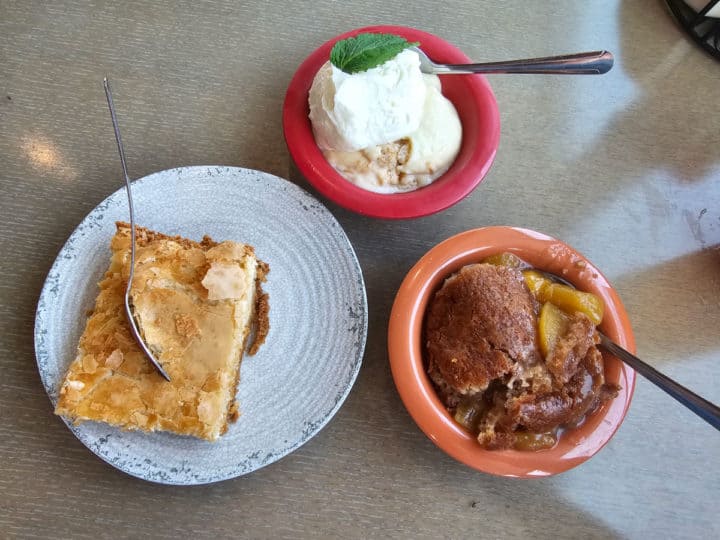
(540, 270), (720, 430)
(411, 47), (614, 75)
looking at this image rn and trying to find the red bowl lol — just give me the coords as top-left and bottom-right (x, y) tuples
(388, 227), (636, 477)
(283, 25), (501, 219)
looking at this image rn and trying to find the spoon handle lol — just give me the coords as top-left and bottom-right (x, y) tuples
(599, 333), (720, 430)
(438, 50), (613, 75)
(103, 77), (171, 382)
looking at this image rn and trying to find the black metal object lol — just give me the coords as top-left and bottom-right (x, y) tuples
(665, 0), (720, 60)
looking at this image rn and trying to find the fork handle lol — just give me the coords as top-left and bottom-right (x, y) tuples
(599, 333), (720, 430)
(437, 50), (613, 75)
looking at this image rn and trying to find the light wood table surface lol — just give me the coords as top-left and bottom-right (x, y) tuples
(1, 1), (719, 538)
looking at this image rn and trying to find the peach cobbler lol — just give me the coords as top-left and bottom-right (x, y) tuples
(425, 253), (618, 451)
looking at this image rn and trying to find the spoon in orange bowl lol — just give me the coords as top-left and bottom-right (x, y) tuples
(539, 270), (720, 430)
(411, 47), (614, 75)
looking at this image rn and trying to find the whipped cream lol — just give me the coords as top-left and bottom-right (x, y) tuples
(308, 49), (462, 193)
(309, 49), (427, 152)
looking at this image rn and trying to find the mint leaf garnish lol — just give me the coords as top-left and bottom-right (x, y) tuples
(330, 33), (419, 74)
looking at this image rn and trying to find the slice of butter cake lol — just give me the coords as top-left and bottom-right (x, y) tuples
(55, 222), (269, 441)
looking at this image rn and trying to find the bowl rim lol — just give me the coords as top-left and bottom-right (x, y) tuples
(282, 24), (501, 219)
(387, 226), (637, 477)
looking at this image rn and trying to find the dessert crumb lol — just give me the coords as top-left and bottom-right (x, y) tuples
(228, 401), (240, 423)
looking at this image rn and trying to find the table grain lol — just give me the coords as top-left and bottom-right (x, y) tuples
(1, 1), (719, 538)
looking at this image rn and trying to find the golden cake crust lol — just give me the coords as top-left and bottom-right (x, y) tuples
(54, 222), (268, 441)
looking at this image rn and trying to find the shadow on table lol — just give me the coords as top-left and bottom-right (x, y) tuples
(515, 0), (720, 240)
(603, 0), (720, 184)
(612, 244), (720, 367)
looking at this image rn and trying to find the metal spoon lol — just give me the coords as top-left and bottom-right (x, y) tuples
(411, 47), (614, 75)
(103, 78), (171, 382)
(540, 270), (719, 430)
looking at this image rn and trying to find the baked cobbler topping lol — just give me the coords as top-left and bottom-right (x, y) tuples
(425, 253), (619, 451)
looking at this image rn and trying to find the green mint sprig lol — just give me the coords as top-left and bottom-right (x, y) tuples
(330, 33), (419, 74)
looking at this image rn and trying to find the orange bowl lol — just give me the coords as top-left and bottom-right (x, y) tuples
(388, 227), (636, 477)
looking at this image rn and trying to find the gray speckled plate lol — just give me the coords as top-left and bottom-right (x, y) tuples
(34, 166), (367, 485)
